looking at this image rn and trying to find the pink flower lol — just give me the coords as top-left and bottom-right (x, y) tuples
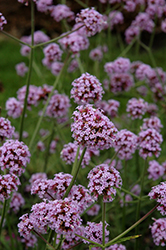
(150, 218), (166, 246)
(0, 174), (20, 202)
(0, 13), (7, 30)
(0, 117), (15, 140)
(49, 4), (75, 22)
(15, 62), (28, 77)
(6, 97), (23, 118)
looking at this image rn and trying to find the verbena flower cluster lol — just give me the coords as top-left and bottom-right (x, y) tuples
(148, 182), (166, 215)
(0, 117), (15, 140)
(150, 218), (166, 246)
(87, 163), (122, 202)
(71, 72), (104, 104)
(0, 140), (31, 176)
(0, 174), (20, 202)
(71, 104), (118, 150)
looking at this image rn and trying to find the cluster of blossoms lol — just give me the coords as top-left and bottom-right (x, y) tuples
(18, 198), (82, 236)
(31, 172), (72, 200)
(95, 99), (120, 118)
(5, 97), (23, 118)
(75, 7), (105, 37)
(25, 172), (47, 192)
(45, 92), (70, 119)
(60, 142), (99, 168)
(0, 140), (31, 176)
(141, 116), (163, 132)
(137, 128), (163, 159)
(15, 62), (28, 77)
(107, 10), (124, 30)
(68, 184), (94, 214)
(71, 104), (118, 150)
(0, 12), (7, 30)
(0, 174), (20, 202)
(82, 221), (109, 245)
(49, 4), (75, 22)
(104, 57), (134, 93)
(9, 192), (25, 213)
(0, 117), (15, 140)
(114, 129), (138, 160)
(87, 163), (122, 202)
(87, 204), (101, 216)
(150, 218), (166, 246)
(148, 160), (165, 181)
(126, 98), (148, 119)
(106, 244), (126, 250)
(71, 72), (104, 104)
(148, 182), (166, 215)
(42, 42), (63, 69)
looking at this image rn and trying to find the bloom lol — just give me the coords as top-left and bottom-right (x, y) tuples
(0, 13), (7, 30)
(10, 191), (25, 213)
(15, 62), (28, 77)
(137, 128), (163, 159)
(6, 97), (23, 118)
(0, 117), (15, 140)
(75, 7), (105, 37)
(148, 182), (166, 215)
(150, 218), (166, 246)
(49, 4), (75, 22)
(0, 174), (20, 202)
(148, 160), (164, 181)
(106, 243), (126, 250)
(70, 72), (104, 104)
(0, 140), (31, 176)
(141, 116), (163, 132)
(71, 104), (118, 150)
(43, 43), (63, 63)
(114, 129), (138, 160)
(126, 98), (148, 119)
(87, 163), (122, 202)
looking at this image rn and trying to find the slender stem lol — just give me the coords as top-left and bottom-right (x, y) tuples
(75, 233), (103, 248)
(76, 55), (85, 74)
(19, 0), (35, 141)
(102, 201), (106, 248)
(119, 36), (137, 57)
(33, 229), (56, 250)
(0, 30), (30, 46)
(0, 199), (7, 236)
(63, 147), (86, 199)
(74, 0), (88, 8)
(134, 158), (147, 250)
(43, 121), (55, 173)
(71, 146), (80, 176)
(105, 204), (158, 247)
(28, 54), (69, 151)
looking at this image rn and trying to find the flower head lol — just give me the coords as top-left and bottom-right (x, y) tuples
(138, 128), (163, 159)
(87, 163), (122, 202)
(75, 7), (105, 37)
(71, 104), (118, 150)
(10, 191), (25, 213)
(148, 182), (166, 215)
(0, 13), (7, 30)
(0, 174), (20, 202)
(49, 4), (75, 22)
(150, 218), (166, 246)
(126, 98), (148, 119)
(15, 62), (28, 77)
(0, 117), (15, 140)
(6, 98), (23, 119)
(0, 140), (31, 176)
(148, 160), (164, 181)
(71, 73), (104, 104)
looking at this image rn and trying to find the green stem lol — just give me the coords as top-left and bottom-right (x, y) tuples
(134, 158), (147, 250)
(28, 54), (70, 151)
(19, 0), (35, 141)
(75, 233), (103, 248)
(33, 229), (56, 250)
(0, 199), (7, 236)
(102, 201), (106, 249)
(119, 36), (137, 57)
(71, 146), (80, 176)
(63, 147), (86, 199)
(76, 55), (85, 74)
(43, 121), (55, 173)
(74, 0), (88, 8)
(105, 204), (158, 247)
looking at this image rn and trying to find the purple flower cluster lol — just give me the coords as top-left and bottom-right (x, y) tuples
(18, 198), (82, 236)
(71, 104), (118, 150)
(75, 7), (105, 37)
(106, 243), (126, 250)
(5, 97), (23, 119)
(10, 191), (25, 213)
(107, 10), (124, 30)
(49, 4), (75, 22)
(0, 174), (20, 202)
(71, 72), (104, 104)
(60, 142), (92, 168)
(0, 139), (31, 176)
(137, 128), (163, 159)
(89, 46), (103, 61)
(31, 172), (72, 200)
(42, 43), (63, 68)
(126, 98), (148, 119)
(87, 163), (122, 202)
(148, 160), (164, 181)
(104, 57), (134, 93)
(87, 204), (101, 216)
(45, 92), (70, 119)
(95, 99), (120, 118)
(141, 116), (163, 132)
(0, 12), (7, 30)
(148, 182), (166, 215)
(0, 117), (15, 140)
(69, 184), (94, 213)
(114, 129), (138, 160)
(15, 62), (28, 77)
(150, 218), (166, 246)
(34, 0), (53, 13)
(82, 221), (109, 245)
